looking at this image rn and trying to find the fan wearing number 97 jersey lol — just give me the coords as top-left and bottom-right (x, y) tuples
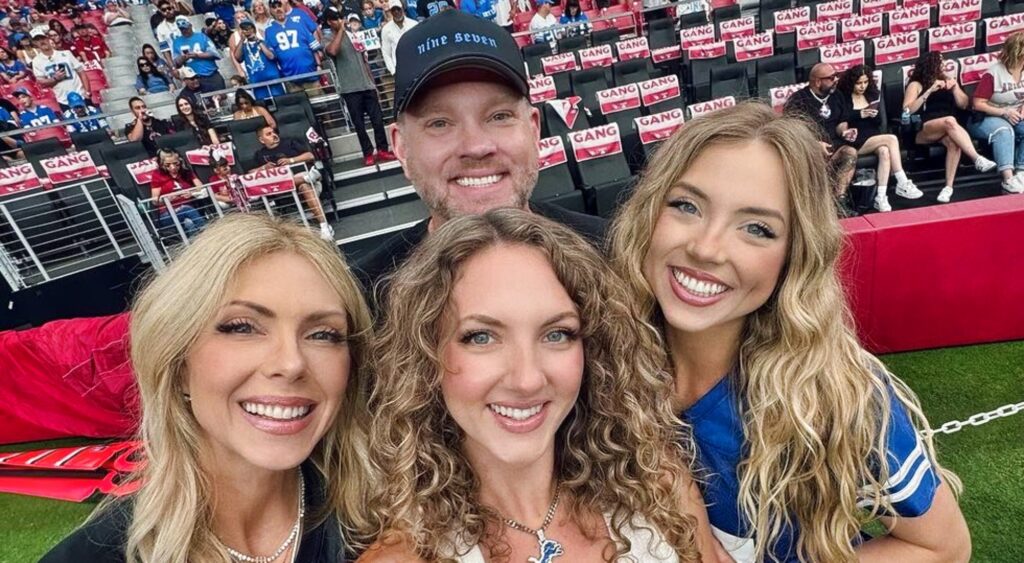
(264, 16), (322, 84)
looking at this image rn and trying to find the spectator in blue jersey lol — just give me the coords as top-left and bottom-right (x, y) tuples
(610, 102), (970, 563)
(231, 19), (286, 100)
(417, 0), (454, 18)
(12, 87), (60, 128)
(171, 15), (227, 94)
(359, 0), (384, 28)
(558, 0), (590, 36)
(280, 0), (321, 40)
(207, 0), (239, 28)
(0, 106), (26, 161)
(0, 47), (29, 84)
(265, 0), (323, 92)
(135, 56), (173, 95)
(459, 0), (496, 22)
(62, 91), (108, 134)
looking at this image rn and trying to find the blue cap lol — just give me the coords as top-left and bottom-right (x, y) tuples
(175, 15), (192, 28)
(67, 92), (86, 108)
(12, 86), (31, 97)
(536, 0), (551, 5)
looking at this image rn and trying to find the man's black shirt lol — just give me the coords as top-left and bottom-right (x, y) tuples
(254, 138), (309, 169)
(783, 86), (845, 145)
(124, 117), (174, 157)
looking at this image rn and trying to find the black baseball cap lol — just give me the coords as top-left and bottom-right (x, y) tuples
(392, 10), (528, 117)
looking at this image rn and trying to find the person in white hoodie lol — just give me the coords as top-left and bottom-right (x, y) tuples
(529, 0), (559, 44)
(380, 0), (418, 75)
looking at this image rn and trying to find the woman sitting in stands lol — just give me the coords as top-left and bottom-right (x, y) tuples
(149, 148), (208, 236)
(611, 102), (971, 563)
(558, 0), (590, 36)
(141, 43), (173, 77)
(103, 2), (134, 27)
(135, 56), (173, 95)
(968, 31), (1024, 197)
(904, 52), (996, 203)
(41, 213), (374, 563)
(835, 64), (922, 212)
(359, 209), (726, 563)
(173, 97), (220, 146)
(233, 87), (277, 129)
(0, 47), (29, 84)
(16, 35), (39, 67)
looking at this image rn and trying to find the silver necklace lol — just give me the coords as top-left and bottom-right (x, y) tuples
(221, 472), (305, 563)
(500, 486), (564, 563)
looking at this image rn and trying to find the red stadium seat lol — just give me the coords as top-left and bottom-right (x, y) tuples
(24, 126), (71, 147)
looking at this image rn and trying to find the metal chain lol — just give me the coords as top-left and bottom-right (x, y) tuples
(923, 401), (1024, 437)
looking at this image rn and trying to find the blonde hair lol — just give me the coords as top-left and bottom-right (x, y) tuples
(999, 32), (1024, 70)
(364, 208), (701, 562)
(610, 102), (959, 562)
(121, 214), (373, 562)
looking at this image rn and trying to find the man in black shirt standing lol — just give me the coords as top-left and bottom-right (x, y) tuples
(784, 63), (861, 212)
(354, 10), (605, 296)
(252, 125), (334, 241)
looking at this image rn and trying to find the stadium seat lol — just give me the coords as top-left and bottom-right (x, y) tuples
(227, 117), (270, 172)
(590, 28), (620, 47)
(543, 100), (592, 137)
(776, 30), (795, 54)
(796, 48), (821, 81)
(70, 130), (116, 169)
(275, 107), (313, 145)
(100, 142), (151, 200)
(756, 54), (798, 96)
(155, 131), (201, 154)
(713, 4), (741, 27)
(557, 35), (588, 53)
(647, 18), (677, 49)
(613, 58), (656, 86)
(570, 68), (612, 119)
(710, 66), (751, 99)
(759, 0), (791, 32)
(981, 0), (1000, 18)
(523, 43), (553, 77)
(1006, 0), (1024, 14)
(678, 10), (708, 30)
(273, 93), (318, 135)
(22, 139), (67, 179)
(685, 49), (728, 102)
(533, 163), (587, 214)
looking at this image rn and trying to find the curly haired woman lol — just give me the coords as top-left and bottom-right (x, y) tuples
(611, 102), (970, 562)
(359, 209), (726, 563)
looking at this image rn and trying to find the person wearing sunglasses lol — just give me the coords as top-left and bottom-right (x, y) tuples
(136, 56), (173, 95)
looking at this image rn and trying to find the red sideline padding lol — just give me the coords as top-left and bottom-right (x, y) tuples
(0, 314), (137, 445)
(839, 194), (1024, 353)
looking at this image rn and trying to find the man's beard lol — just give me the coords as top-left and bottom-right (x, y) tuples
(408, 159), (537, 223)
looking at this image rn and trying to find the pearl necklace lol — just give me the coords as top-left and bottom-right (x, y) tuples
(221, 472), (305, 563)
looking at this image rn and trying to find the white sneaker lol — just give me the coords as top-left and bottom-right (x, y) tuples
(874, 194), (892, 212)
(1004, 175), (1024, 194)
(937, 186), (954, 203)
(895, 179), (923, 199)
(975, 156), (997, 172)
(319, 222), (334, 241)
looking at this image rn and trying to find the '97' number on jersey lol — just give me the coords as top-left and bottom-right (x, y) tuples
(275, 30), (299, 51)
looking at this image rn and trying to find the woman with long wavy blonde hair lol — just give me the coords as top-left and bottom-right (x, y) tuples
(610, 102), (969, 562)
(359, 209), (725, 563)
(42, 214), (373, 563)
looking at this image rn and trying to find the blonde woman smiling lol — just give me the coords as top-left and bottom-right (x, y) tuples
(359, 209), (727, 563)
(611, 102), (969, 562)
(43, 215), (372, 563)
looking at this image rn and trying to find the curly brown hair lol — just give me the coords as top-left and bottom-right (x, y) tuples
(362, 209), (702, 562)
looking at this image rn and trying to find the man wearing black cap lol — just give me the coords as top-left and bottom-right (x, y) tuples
(354, 9), (604, 293)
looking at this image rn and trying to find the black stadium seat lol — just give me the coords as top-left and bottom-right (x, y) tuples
(557, 35), (588, 53)
(70, 130), (115, 169)
(711, 66), (751, 100)
(613, 58), (655, 87)
(756, 54), (798, 96)
(155, 130), (201, 154)
(590, 28), (620, 47)
(22, 139), (66, 178)
(523, 43), (553, 76)
(227, 117), (270, 172)
(543, 100), (592, 137)
(570, 68), (611, 118)
(1006, 0), (1024, 14)
(713, 4), (741, 27)
(686, 49), (728, 102)
(101, 141), (152, 200)
(759, 0), (791, 32)
(678, 10), (707, 30)
(647, 18), (677, 50)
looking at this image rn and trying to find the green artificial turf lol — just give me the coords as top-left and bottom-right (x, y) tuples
(1, 342), (1021, 562)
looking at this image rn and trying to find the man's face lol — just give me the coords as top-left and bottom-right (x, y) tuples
(810, 65), (838, 95)
(390, 6), (404, 22)
(241, 25), (257, 40)
(32, 37), (50, 51)
(185, 76), (200, 90)
(392, 76), (540, 224)
(270, 2), (287, 20)
(15, 94), (32, 109)
(258, 127), (280, 148)
(73, 105), (87, 117)
(159, 4), (175, 20)
(538, 2), (550, 15)
(131, 100), (148, 117)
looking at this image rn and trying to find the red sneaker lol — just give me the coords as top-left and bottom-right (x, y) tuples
(363, 154), (375, 167)
(375, 149), (398, 162)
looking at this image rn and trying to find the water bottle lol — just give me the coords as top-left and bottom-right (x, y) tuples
(900, 108), (911, 126)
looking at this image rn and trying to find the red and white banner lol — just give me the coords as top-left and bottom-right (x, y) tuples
(959, 51), (1000, 84)
(928, 22), (977, 53)
(651, 45), (683, 63)
(579, 45), (615, 69)
(985, 14), (1024, 47)
(680, 24), (716, 48)
(841, 13), (883, 42)
(239, 166), (297, 199)
(635, 108), (685, 145)
(904, 0), (939, 7)
(938, 0), (982, 26)
(796, 21), (838, 50)
(185, 143), (235, 166)
(537, 136), (568, 170)
(820, 40), (865, 71)
(616, 37), (650, 61)
(0, 162), (43, 195)
(769, 82), (809, 112)
(568, 123), (623, 163)
(546, 97), (584, 128)
(719, 16), (756, 42)
(596, 83), (642, 115)
(773, 6), (810, 33)
(686, 40), (727, 59)
(873, 32), (922, 65)
(638, 75), (682, 106)
(889, 5), (932, 34)
(541, 52), (577, 75)
(40, 151), (100, 185)
(859, 0), (898, 16)
(688, 96), (737, 119)
(529, 75), (557, 104)
(127, 158), (158, 185)
(815, 0), (854, 22)
(734, 31), (774, 61)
